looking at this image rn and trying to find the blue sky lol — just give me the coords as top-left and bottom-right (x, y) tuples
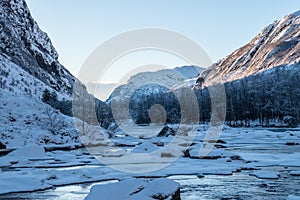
(27, 0), (300, 82)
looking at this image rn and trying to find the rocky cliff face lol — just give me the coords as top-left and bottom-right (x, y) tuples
(197, 11), (300, 87)
(0, 0), (75, 99)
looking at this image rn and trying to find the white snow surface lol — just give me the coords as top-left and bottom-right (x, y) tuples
(290, 171), (300, 176)
(0, 55), (70, 100)
(251, 171), (279, 179)
(85, 178), (179, 200)
(288, 195), (300, 200)
(132, 142), (159, 153)
(8, 144), (45, 158)
(0, 89), (79, 147)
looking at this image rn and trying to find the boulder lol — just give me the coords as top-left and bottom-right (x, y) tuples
(157, 126), (176, 137)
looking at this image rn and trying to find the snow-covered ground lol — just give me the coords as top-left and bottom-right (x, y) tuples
(0, 125), (299, 199)
(0, 92), (79, 150)
(0, 88), (110, 148)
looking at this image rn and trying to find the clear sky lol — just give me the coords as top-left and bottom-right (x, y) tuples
(26, 0), (300, 83)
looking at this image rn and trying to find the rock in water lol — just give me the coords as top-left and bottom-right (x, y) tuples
(157, 126), (177, 137)
(0, 142), (6, 149)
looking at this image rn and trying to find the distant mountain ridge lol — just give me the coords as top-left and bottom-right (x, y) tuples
(105, 65), (203, 124)
(108, 65), (203, 102)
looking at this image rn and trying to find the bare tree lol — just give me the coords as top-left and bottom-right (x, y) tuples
(45, 107), (65, 134)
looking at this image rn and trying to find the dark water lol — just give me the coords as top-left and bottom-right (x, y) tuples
(169, 168), (300, 200)
(0, 180), (118, 200)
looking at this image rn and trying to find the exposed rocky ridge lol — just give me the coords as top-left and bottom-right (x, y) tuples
(197, 10), (300, 87)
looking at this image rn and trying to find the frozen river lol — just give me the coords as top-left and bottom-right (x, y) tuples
(0, 127), (299, 199)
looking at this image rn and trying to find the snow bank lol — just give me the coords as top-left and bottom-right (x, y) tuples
(290, 171), (300, 176)
(0, 144), (47, 167)
(0, 171), (51, 194)
(85, 178), (180, 200)
(132, 142), (159, 153)
(287, 195), (300, 200)
(251, 171), (279, 179)
(8, 144), (45, 158)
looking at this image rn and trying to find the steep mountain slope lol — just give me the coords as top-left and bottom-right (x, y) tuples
(190, 11), (300, 126)
(0, 0), (112, 147)
(197, 10), (300, 87)
(0, 0), (75, 99)
(222, 63), (300, 126)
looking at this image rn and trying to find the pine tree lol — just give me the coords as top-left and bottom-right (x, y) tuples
(42, 89), (51, 103)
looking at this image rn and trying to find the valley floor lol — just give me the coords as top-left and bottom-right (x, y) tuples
(0, 126), (300, 199)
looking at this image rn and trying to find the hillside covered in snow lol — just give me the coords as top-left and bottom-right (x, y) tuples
(192, 10), (300, 126)
(0, 0), (113, 147)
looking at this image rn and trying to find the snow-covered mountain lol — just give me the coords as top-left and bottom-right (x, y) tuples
(108, 65), (203, 103)
(190, 11), (300, 126)
(0, 0), (75, 100)
(197, 10), (300, 87)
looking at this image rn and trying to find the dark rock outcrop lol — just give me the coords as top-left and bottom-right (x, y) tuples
(0, 141), (6, 149)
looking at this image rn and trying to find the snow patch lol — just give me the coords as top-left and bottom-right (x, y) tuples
(287, 195), (300, 200)
(8, 144), (45, 158)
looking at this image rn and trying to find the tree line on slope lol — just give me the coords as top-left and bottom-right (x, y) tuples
(127, 64), (300, 127)
(42, 63), (300, 130)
